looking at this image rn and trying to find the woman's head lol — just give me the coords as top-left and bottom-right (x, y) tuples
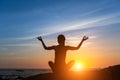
(57, 34), (65, 45)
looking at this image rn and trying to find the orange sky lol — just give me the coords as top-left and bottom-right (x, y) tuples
(0, 0), (120, 69)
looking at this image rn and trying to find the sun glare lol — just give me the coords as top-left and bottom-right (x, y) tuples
(72, 62), (84, 71)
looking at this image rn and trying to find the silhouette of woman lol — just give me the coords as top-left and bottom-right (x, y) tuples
(37, 34), (88, 73)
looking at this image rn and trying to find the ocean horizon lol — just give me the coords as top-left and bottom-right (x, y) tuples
(0, 69), (52, 80)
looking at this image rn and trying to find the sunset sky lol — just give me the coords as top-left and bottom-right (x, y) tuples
(0, 0), (120, 69)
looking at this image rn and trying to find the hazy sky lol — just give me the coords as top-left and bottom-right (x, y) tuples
(0, 0), (120, 69)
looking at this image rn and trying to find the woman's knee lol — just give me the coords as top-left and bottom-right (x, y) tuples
(67, 60), (75, 68)
(48, 61), (54, 66)
(68, 60), (75, 65)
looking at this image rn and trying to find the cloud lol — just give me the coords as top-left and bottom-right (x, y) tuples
(0, 47), (8, 51)
(89, 36), (97, 39)
(1, 43), (38, 47)
(1, 12), (120, 43)
(78, 8), (103, 17)
(63, 13), (120, 31)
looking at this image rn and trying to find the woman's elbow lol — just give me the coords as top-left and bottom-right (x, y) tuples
(44, 47), (51, 50)
(44, 47), (48, 50)
(76, 46), (80, 50)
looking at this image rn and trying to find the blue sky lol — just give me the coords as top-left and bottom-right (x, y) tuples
(0, 0), (120, 68)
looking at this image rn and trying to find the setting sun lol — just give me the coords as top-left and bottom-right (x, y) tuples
(72, 62), (84, 71)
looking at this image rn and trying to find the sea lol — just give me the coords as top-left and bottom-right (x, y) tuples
(0, 69), (52, 80)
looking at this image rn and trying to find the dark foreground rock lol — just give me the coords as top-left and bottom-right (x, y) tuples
(24, 65), (120, 80)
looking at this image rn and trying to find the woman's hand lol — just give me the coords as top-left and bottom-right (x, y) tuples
(82, 36), (88, 41)
(37, 36), (43, 41)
